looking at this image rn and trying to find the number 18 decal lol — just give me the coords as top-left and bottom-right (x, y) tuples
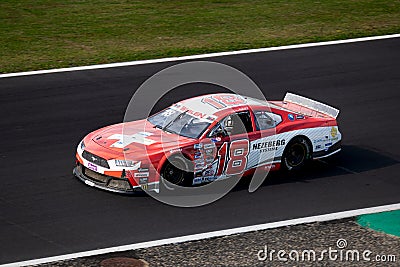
(216, 139), (249, 176)
(202, 95), (246, 109)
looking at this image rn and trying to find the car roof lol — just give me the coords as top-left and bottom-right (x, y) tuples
(174, 93), (270, 117)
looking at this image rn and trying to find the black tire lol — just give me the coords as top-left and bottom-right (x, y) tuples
(282, 136), (311, 171)
(161, 156), (193, 186)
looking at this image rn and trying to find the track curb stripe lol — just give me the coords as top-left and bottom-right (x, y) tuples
(1, 34), (400, 78)
(2, 203), (399, 267)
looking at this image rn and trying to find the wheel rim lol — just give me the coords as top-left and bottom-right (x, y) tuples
(286, 143), (306, 167)
(163, 161), (185, 185)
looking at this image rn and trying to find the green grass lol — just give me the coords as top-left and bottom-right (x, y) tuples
(1, 0), (399, 73)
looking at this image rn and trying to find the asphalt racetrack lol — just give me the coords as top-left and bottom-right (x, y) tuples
(1, 38), (399, 265)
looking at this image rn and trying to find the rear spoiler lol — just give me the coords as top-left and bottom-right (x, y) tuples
(283, 92), (340, 119)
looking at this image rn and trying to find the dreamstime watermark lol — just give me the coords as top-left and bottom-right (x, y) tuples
(123, 61), (275, 207)
(257, 238), (397, 263)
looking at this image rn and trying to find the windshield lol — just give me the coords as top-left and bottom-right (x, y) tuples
(147, 108), (211, 139)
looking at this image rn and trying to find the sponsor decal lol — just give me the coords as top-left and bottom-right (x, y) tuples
(314, 136), (339, 143)
(193, 177), (203, 185)
(205, 148), (214, 155)
(204, 143), (216, 149)
(141, 184), (148, 190)
(263, 164), (276, 170)
(324, 142), (332, 151)
(314, 137), (328, 143)
(138, 168), (149, 172)
(193, 176), (218, 185)
(161, 109), (176, 117)
(252, 139), (286, 152)
(203, 169), (215, 177)
(169, 148), (182, 154)
(87, 162), (97, 171)
(134, 172), (149, 178)
(139, 177), (148, 184)
(313, 131), (339, 150)
(171, 103), (217, 122)
(194, 143), (203, 149)
(204, 176), (217, 182)
(288, 114), (295, 121)
(211, 137), (221, 142)
(331, 127), (338, 138)
(194, 154), (202, 159)
(194, 159), (205, 164)
(296, 115), (305, 119)
(194, 163), (205, 170)
(205, 156), (214, 163)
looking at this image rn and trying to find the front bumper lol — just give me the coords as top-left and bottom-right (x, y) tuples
(73, 163), (144, 195)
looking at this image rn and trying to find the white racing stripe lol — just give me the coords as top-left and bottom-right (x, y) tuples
(2, 203), (399, 267)
(1, 34), (400, 78)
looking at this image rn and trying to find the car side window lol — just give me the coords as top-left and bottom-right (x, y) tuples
(254, 110), (282, 130)
(209, 111), (253, 137)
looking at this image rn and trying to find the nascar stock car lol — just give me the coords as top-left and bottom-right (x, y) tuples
(74, 93), (341, 194)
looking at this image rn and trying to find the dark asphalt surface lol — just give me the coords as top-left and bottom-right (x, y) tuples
(1, 38), (399, 265)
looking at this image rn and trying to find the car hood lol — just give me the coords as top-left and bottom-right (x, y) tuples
(88, 119), (195, 159)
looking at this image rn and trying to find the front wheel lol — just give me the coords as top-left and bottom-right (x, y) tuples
(161, 156), (193, 186)
(282, 137), (311, 171)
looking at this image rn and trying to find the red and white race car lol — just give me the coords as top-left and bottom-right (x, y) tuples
(74, 93), (341, 194)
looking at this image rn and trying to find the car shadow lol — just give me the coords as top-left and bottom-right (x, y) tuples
(232, 145), (399, 191)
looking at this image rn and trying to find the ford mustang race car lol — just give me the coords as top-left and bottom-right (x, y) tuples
(74, 93), (341, 194)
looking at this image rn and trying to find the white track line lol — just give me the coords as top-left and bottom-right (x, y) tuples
(2, 203), (399, 267)
(1, 33), (400, 78)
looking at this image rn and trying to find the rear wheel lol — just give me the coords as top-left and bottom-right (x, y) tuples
(161, 156), (193, 186)
(282, 137), (311, 171)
